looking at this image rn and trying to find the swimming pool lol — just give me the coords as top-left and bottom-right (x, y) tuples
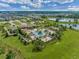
(32, 30), (45, 37)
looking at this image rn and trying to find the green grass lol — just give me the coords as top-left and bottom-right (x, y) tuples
(57, 22), (79, 24)
(0, 54), (5, 59)
(47, 20), (79, 25)
(0, 29), (79, 59)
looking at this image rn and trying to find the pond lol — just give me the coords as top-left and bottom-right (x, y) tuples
(60, 24), (79, 30)
(59, 18), (74, 22)
(49, 18), (75, 22)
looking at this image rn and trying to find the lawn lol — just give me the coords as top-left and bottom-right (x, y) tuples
(0, 29), (79, 59)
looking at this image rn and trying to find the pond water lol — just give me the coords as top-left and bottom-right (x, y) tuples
(59, 18), (74, 22)
(49, 18), (57, 21)
(60, 24), (79, 30)
(49, 18), (75, 22)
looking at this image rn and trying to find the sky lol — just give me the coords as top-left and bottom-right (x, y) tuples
(0, 0), (79, 11)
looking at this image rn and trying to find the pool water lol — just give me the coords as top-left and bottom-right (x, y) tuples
(32, 31), (45, 37)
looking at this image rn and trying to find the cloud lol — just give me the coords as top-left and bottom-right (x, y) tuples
(53, 4), (57, 7)
(0, 0), (74, 9)
(21, 6), (30, 9)
(1, 0), (16, 3)
(42, 0), (51, 3)
(30, 0), (42, 8)
(1, 0), (74, 4)
(51, 0), (74, 4)
(1, 0), (42, 8)
(1, 0), (33, 4)
(30, 3), (42, 8)
(0, 3), (10, 7)
(68, 6), (79, 11)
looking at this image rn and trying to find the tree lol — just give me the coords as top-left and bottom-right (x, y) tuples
(6, 50), (15, 59)
(41, 15), (47, 19)
(55, 18), (59, 22)
(0, 48), (5, 55)
(17, 27), (22, 34)
(32, 38), (45, 52)
(55, 30), (62, 40)
(74, 18), (78, 24)
(4, 32), (9, 38)
(59, 25), (66, 31)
